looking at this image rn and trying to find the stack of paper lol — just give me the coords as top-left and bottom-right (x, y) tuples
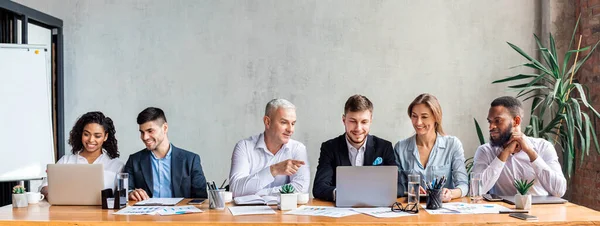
(284, 206), (360, 218)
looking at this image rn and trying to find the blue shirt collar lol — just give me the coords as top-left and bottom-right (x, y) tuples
(150, 143), (173, 160)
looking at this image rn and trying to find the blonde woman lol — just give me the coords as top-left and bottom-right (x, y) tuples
(394, 94), (468, 202)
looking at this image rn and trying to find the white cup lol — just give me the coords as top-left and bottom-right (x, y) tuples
(26, 192), (44, 204)
(220, 191), (233, 203)
(297, 193), (309, 204)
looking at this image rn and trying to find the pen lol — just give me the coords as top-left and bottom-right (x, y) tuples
(219, 179), (227, 189)
(441, 207), (461, 213)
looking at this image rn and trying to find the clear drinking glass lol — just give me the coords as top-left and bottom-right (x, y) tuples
(470, 172), (483, 203)
(407, 174), (421, 205)
(116, 173), (129, 204)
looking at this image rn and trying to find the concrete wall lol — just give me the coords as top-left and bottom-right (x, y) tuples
(14, 0), (540, 193)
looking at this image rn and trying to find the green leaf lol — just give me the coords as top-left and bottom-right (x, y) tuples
(574, 126), (585, 165)
(586, 115), (600, 155)
(564, 40), (600, 80)
(507, 41), (553, 75)
(519, 89), (539, 99)
(492, 74), (538, 84)
(573, 83), (600, 118)
(474, 118), (486, 145)
(549, 33), (558, 63)
(567, 15), (581, 57)
(534, 34), (557, 77)
(582, 112), (594, 154)
(508, 85), (548, 92)
(570, 99), (583, 130)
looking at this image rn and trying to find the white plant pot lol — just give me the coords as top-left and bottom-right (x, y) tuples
(12, 194), (28, 208)
(514, 194), (531, 210)
(279, 193), (297, 211)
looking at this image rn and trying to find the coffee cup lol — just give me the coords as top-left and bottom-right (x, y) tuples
(220, 191), (233, 203)
(297, 193), (309, 204)
(26, 192), (44, 204)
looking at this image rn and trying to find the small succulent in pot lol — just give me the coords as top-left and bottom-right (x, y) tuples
(279, 184), (296, 194)
(12, 185), (25, 194)
(513, 179), (535, 195)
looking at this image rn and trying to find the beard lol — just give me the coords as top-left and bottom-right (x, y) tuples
(346, 133), (366, 146)
(489, 124), (512, 147)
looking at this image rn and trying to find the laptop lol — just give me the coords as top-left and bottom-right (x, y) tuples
(335, 166), (397, 207)
(500, 195), (567, 205)
(47, 164), (104, 205)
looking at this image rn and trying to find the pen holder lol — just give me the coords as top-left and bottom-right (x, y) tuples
(208, 189), (225, 210)
(426, 189), (442, 210)
(101, 189), (126, 209)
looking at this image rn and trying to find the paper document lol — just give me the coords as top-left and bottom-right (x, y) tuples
(284, 206), (359, 218)
(351, 207), (417, 218)
(422, 203), (512, 215)
(113, 206), (164, 215)
(113, 205), (203, 215)
(228, 206), (276, 216)
(158, 205), (203, 215)
(134, 198), (184, 206)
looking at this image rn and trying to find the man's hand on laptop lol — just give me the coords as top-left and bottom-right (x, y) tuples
(129, 188), (150, 201)
(270, 159), (305, 176)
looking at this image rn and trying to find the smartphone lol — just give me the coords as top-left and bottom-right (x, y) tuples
(509, 213), (538, 221)
(483, 193), (503, 202)
(187, 198), (207, 205)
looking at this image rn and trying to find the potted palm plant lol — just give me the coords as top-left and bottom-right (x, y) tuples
(513, 179), (535, 210)
(12, 185), (28, 208)
(278, 184), (297, 210)
(492, 16), (600, 179)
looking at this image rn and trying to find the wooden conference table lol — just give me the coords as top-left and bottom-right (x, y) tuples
(1, 197), (599, 225)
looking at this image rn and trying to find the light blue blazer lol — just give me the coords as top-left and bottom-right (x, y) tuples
(394, 134), (468, 197)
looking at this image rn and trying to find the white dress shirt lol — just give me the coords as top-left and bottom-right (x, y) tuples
(229, 133), (310, 197)
(346, 137), (367, 166)
(472, 136), (567, 196)
(41, 150), (125, 190)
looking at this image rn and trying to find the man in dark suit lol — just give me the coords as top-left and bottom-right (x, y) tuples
(313, 95), (397, 201)
(125, 107), (207, 200)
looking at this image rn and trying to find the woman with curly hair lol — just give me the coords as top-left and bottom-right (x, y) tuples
(40, 111), (124, 198)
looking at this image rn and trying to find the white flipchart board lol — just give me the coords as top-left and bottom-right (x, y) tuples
(0, 44), (55, 182)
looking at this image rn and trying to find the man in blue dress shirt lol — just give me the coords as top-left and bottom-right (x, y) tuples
(124, 107), (207, 200)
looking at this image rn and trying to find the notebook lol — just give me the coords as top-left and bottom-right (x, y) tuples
(233, 195), (278, 205)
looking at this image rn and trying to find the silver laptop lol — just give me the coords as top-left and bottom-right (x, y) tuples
(500, 195), (567, 205)
(47, 164), (104, 205)
(336, 166), (397, 207)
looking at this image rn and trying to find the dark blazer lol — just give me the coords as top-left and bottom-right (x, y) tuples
(312, 134), (398, 201)
(123, 144), (207, 198)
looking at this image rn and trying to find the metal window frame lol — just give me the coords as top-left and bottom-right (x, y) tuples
(0, 1), (65, 159)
